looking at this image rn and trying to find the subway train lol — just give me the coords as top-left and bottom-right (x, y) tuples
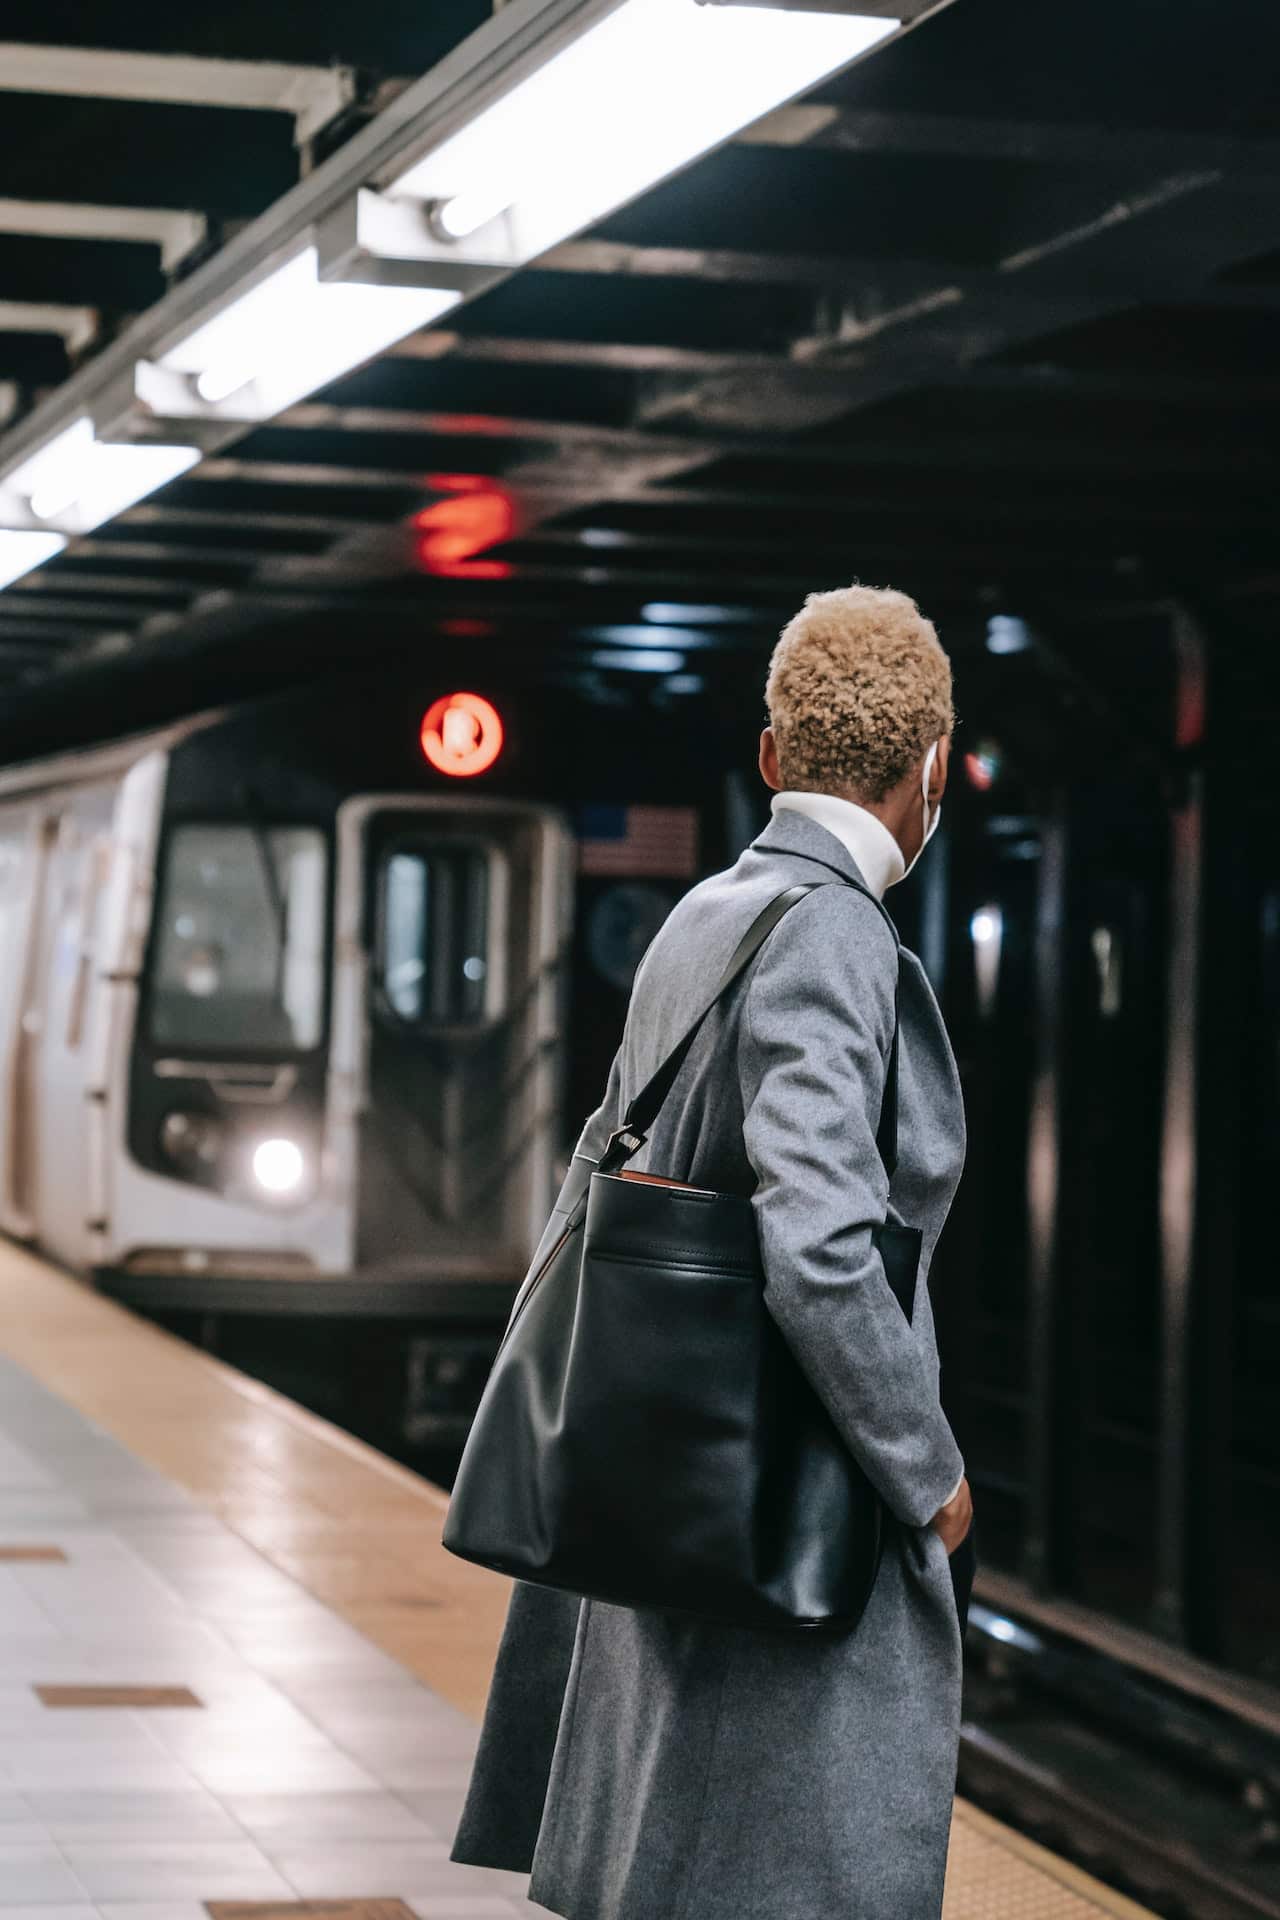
(0, 667), (744, 1333)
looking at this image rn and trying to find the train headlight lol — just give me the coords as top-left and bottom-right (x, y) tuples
(251, 1137), (307, 1197)
(160, 1109), (224, 1175)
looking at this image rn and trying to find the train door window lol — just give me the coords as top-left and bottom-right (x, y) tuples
(376, 840), (497, 1027)
(150, 825), (327, 1052)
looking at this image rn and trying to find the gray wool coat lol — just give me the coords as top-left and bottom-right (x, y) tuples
(451, 805), (970, 1920)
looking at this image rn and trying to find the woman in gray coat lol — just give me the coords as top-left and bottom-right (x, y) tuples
(452, 583), (976, 1920)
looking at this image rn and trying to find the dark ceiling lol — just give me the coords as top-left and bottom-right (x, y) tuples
(0, 0), (1276, 759)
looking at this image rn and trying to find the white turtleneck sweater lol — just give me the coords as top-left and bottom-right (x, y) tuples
(770, 789), (905, 899)
(770, 789), (965, 1517)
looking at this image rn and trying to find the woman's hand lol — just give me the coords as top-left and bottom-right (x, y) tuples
(929, 1475), (973, 1554)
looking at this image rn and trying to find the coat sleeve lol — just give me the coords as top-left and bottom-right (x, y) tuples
(739, 888), (966, 1531)
(573, 1041), (624, 1161)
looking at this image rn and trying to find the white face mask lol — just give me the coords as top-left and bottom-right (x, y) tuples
(888, 738), (943, 887)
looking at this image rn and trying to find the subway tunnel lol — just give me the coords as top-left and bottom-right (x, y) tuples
(0, 1), (1275, 1915)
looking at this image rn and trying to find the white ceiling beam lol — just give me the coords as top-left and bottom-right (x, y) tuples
(0, 44), (356, 146)
(0, 301), (99, 353)
(0, 198), (207, 272)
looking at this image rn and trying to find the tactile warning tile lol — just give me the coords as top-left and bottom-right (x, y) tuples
(34, 1683), (203, 1708)
(0, 1545), (66, 1561)
(946, 1802), (1157, 1919)
(208, 1904), (417, 1920)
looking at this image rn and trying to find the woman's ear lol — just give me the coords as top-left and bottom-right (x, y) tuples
(931, 733), (951, 803)
(759, 726), (783, 792)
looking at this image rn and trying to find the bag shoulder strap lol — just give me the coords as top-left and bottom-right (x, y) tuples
(599, 877), (901, 1177)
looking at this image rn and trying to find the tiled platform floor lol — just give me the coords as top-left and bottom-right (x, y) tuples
(0, 1355), (524, 1918)
(0, 1245), (1158, 1920)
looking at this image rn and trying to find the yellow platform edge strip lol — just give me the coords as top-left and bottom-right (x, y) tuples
(951, 1799), (1160, 1918)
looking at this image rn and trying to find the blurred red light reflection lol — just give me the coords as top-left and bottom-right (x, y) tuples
(414, 479), (514, 577)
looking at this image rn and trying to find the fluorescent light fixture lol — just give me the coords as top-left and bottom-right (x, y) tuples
(0, 528), (66, 588)
(157, 244), (462, 416)
(590, 622), (708, 649)
(1, 424), (199, 537)
(430, 187), (513, 243)
(641, 601), (757, 626)
(6, 416), (95, 520)
(591, 648), (686, 673)
(389, 0), (898, 263)
(68, 441), (200, 532)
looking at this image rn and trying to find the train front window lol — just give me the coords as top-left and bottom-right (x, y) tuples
(377, 841), (491, 1026)
(149, 825), (327, 1052)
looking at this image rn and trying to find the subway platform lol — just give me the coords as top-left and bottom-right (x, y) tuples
(0, 1242), (1157, 1920)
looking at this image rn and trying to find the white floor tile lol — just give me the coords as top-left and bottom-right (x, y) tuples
(27, 1787), (244, 1842)
(0, 1354), (521, 1912)
(220, 1789), (434, 1844)
(63, 1839), (292, 1901)
(392, 1788), (466, 1839)
(0, 1845), (90, 1902)
(138, 1713), (335, 1761)
(361, 1757), (480, 1793)
(0, 1572), (58, 1634)
(0, 1907), (98, 1920)
(391, 1862), (528, 1902)
(407, 1901), (525, 1919)
(269, 1839), (453, 1898)
(0, 1735), (195, 1791)
(180, 1747), (382, 1795)
(101, 1905), (215, 1920)
(480, 1868), (530, 1900)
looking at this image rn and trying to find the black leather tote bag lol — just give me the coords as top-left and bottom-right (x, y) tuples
(442, 878), (921, 1632)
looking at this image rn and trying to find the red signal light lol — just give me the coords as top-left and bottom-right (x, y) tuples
(414, 479), (514, 578)
(420, 692), (504, 778)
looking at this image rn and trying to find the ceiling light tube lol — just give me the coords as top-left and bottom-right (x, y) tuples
(152, 243), (463, 419)
(6, 416), (95, 521)
(65, 441), (201, 532)
(1, 428), (200, 537)
(387, 0), (899, 263)
(0, 529), (67, 589)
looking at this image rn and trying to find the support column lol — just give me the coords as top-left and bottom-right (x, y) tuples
(1151, 604), (1206, 1644)
(1022, 798), (1069, 1590)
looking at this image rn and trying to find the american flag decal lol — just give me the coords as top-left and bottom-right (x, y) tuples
(577, 804), (699, 878)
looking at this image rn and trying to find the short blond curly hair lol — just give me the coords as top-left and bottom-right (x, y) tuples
(765, 583), (953, 801)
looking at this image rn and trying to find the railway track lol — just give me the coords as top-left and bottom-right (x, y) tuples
(960, 1603), (1280, 1920)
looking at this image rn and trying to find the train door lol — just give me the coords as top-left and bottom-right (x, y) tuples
(1043, 790), (1167, 1623)
(330, 794), (574, 1308)
(8, 806), (59, 1228)
(21, 786), (118, 1266)
(0, 806), (52, 1237)
(931, 772), (1167, 1630)
(1211, 794), (1280, 1680)
(924, 807), (1041, 1577)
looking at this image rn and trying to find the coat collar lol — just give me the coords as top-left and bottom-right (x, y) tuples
(749, 804), (877, 896)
